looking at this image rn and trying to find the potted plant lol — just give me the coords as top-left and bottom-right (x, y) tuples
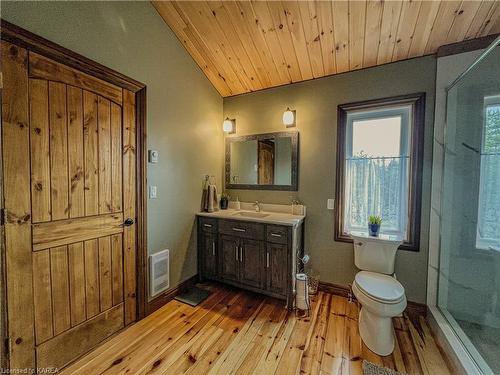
(220, 192), (230, 210)
(368, 215), (382, 237)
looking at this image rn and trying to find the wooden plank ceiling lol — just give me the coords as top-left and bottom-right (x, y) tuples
(153, 1), (500, 97)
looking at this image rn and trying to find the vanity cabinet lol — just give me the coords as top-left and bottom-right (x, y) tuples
(197, 215), (303, 306)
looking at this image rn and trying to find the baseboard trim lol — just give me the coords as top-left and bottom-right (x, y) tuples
(318, 281), (427, 316)
(146, 274), (198, 315)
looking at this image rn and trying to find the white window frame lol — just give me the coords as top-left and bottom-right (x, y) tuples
(343, 105), (412, 239)
(476, 95), (500, 252)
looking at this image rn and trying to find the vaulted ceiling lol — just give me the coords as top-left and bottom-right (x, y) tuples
(153, 1), (500, 97)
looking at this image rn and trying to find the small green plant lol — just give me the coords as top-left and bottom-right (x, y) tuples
(368, 215), (382, 225)
(221, 192), (230, 199)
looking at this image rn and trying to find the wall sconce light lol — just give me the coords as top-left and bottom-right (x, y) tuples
(283, 107), (296, 128)
(223, 117), (236, 134)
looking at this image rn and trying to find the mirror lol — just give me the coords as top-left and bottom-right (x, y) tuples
(225, 131), (298, 190)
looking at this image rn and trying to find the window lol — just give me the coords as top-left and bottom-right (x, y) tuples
(335, 94), (425, 251)
(477, 96), (500, 251)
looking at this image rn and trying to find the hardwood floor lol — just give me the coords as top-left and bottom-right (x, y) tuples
(62, 283), (451, 375)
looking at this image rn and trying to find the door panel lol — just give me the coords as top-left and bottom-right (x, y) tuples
(67, 86), (85, 218)
(2, 43), (137, 370)
(239, 238), (264, 289)
(219, 235), (239, 282)
(29, 79), (51, 223)
(201, 232), (217, 278)
(266, 242), (288, 296)
(83, 90), (99, 216)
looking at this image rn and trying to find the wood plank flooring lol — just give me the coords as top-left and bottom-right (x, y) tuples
(62, 283), (451, 375)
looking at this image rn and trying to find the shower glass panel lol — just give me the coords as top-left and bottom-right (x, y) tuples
(438, 41), (500, 374)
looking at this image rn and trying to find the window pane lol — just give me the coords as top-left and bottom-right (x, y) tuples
(352, 116), (402, 157)
(344, 109), (409, 238)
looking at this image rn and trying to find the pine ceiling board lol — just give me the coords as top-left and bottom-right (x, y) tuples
(407, 1), (441, 58)
(332, 0), (350, 73)
(250, 0), (292, 85)
(173, 1), (247, 94)
(282, 1), (314, 80)
(182, 1), (254, 93)
(235, 1), (284, 87)
(266, 1), (303, 82)
(465, 1), (495, 40)
(425, 1), (462, 54)
(363, 0), (383, 68)
(299, 1), (325, 78)
(154, 1), (500, 97)
(221, 1), (272, 88)
(152, 1), (232, 96)
(446, 1), (483, 44)
(478, 2), (500, 36)
(392, 0), (422, 61)
(317, 0), (336, 76)
(377, 0), (403, 65)
(348, 0), (367, 71)
(206, 1), (263, 92)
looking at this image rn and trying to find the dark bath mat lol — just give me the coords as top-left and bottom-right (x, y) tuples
(174, 286), (212, 307)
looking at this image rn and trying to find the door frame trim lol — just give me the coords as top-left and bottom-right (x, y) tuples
(0, 19), (149, 367)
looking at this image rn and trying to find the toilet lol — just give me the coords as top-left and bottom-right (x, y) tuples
(351, 232), (406, 356)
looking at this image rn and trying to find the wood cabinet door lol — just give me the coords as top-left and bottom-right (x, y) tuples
(2, 44), (137, 370)
(200, 232), (217, 278)
(219, 235), (239, 282)
(239, 238), (264, 289)
(266, 242), (288, 296)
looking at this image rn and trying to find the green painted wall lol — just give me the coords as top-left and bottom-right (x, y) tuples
(224, 56), (436, 303)
(2, 1), (224, 293)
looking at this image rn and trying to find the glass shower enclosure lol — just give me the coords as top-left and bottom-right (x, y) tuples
(438, 37), (500, 374)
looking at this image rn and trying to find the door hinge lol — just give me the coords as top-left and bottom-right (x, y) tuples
(0, 72), (3, 89)
(0, 209), (5, 226)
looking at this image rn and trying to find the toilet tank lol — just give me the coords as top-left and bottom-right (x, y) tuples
(351, 233), (403, 275)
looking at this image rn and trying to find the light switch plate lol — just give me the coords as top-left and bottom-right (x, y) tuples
(148, 150), (159, 163)
(149, 185), (157, 199)
(327, 198), (335, 210)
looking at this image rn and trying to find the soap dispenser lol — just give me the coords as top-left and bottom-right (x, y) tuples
(235, 196), (241, 211)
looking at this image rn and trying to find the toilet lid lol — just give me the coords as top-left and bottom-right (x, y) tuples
(354, 271), (405, 302)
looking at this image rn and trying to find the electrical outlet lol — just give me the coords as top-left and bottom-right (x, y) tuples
(149, 185), (157, 199)
(327, 198), (335, 210)
(148, 150), (159, 163)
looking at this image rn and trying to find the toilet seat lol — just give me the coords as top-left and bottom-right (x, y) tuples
(354, 271), (405, 304)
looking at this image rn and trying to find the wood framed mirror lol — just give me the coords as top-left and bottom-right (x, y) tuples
(225, 131), (299, 191)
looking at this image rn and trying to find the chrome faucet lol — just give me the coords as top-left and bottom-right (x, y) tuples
(253, 201), (261, 212)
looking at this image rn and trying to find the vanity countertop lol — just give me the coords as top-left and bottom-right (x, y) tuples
(197, 208), (305, 226)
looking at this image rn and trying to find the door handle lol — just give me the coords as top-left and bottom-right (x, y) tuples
(212, 241), (215, 256)
(270, 233), (282, 237)
(240, 246), (243, 262)
(123, 218), (134, 226)
(235, 246), (239, 261)
(266, 252), (270, 268)
(203, 223), (212, 228)
(232, 227), (246, 232)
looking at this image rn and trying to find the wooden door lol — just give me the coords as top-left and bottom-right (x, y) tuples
(239, 238), (264, 289)
(200, 232), (217, 279)
(219, 235), (239, 282)
(258, 140), (274, 184)
(266, 242), (288, 296)
(2, 42), (137, 370)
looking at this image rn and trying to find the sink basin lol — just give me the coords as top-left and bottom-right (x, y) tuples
(233, 211), (270, 219)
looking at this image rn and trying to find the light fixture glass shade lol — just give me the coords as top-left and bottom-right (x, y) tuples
(223, 118), (235, 133)
(283, 108), (296, 127)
